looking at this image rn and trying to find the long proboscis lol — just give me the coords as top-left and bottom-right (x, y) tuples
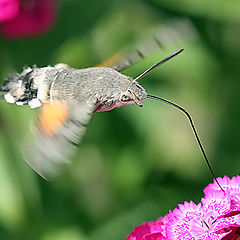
(147, 95), (225, 193)
(134, 49), (224, 192)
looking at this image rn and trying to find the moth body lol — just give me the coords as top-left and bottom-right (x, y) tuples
(1, 65), (147, 112)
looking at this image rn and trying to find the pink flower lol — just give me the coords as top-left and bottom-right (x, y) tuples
(166, 200), (235, 239)
(126, 176), (240, 240)
(202, 176), (240, 239)
(203, 176), (240, 213)
(0, 0), (19, 22)
(0, 0), (57, 38)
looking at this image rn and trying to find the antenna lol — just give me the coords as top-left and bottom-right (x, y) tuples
(147, 95), (225, 193)
(135, 49), (184, 81)
(134, 49), (224, 192)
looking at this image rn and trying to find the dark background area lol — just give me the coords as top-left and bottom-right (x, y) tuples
(0, 0), (240, 239)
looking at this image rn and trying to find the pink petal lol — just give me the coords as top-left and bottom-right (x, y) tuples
(127, 222), (152, 240)
(0, 0), (19, 22)
(201, 189), (231, 217)
(213, 214), (240, 231)
(204, 176), (231, 195)
(204, 176), (240, 196)
(152, 216), (168, 237)
(127, 221), (165, 240)
(166, 201), (205, 239)
(204, 176), (240, 212)
(1, 0), (57, 38)
(127, 217), (168, 240)
(145, 233), (166, 240)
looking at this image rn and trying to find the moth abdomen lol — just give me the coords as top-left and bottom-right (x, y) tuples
(1, 66), (57, 108)
(0, 72), (21, 92)
(0, 70), (32, 106)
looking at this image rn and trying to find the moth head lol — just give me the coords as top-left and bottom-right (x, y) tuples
(121, 49), (184, 107)
(120, 81), (147, 107)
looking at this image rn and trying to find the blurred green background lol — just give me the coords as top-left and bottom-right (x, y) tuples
(0, 0), (240, 239)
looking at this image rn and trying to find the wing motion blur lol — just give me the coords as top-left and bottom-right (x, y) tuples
(23, 99), (96, 180)
(111, 19), (198, 72)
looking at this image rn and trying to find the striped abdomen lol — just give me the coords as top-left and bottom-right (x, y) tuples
(0, 65), (67, 108)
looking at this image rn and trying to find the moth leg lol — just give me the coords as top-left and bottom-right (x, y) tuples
(128, 90), (143, 107)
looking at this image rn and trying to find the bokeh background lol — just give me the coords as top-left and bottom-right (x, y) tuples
(0, 0), (240, 239)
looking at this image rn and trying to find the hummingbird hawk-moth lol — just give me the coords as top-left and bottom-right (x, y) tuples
(0, 19), (198, 179)
(0, 21), (223, 191)
(0, 49), (184, 179)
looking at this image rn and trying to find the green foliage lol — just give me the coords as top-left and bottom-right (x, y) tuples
(0, 0), (240, 239)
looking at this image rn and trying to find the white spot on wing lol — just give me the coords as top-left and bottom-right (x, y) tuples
(28, 99), (42, 108)
(4, 93), (15, 103)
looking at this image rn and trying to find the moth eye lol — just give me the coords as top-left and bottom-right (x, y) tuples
(121, 94), (130, 102)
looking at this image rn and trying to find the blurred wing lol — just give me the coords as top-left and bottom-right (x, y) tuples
(95, 52), (124, 68)
(23, 99), (96, 180)
(111, 19), (198, 72)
